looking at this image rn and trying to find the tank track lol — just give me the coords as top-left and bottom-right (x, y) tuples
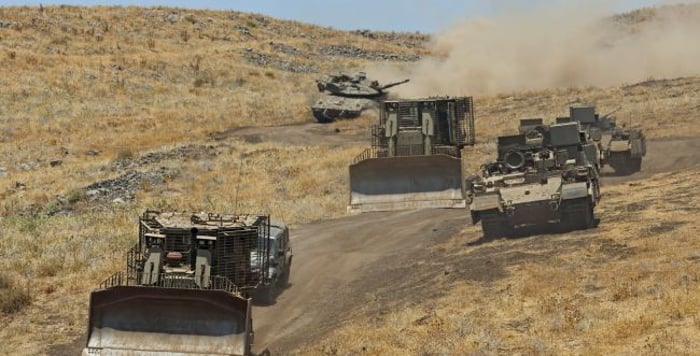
(560, 198), (593, 231)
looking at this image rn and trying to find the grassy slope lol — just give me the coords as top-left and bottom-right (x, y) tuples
(0, 6), (426, 353)
(0, 4), (697, 354)
(303, 168), (700, 355)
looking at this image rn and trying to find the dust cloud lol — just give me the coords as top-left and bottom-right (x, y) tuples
(377, 2), (700, 97)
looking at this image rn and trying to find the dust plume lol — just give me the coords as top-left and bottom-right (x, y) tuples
(380, 2), (700, 97)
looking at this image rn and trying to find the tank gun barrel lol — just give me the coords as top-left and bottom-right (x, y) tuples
(378, 78), (410, 91)
(601, 106), (622, 119)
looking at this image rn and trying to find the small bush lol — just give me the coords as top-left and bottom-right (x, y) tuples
(0, 288), (31, 314)
(0, 274), (11, 289)
(0, 275), (31, 314)
(116, 148), (135, 161)
(66, 188), (87, 203)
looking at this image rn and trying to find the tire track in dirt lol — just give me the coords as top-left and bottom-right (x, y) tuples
(210, 122), (367, 147)
(601, 136), (700, 184)
(253, 209), (470, 353)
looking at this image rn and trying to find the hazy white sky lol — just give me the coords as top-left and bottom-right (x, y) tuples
(0, 0), (681, 32)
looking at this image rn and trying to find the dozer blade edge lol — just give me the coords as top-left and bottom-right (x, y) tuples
(349, 155), (466, 213)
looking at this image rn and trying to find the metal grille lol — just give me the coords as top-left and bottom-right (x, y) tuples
(101, 271), (239, 294)
(216, 228), (260, 288)
(352, 148), (378, 164)
(457, 97), (476, 146)
(162, 228), (192, 260)
(432, 145), (461, 157)
(357, 97), (475, 163)
(396, 130), (424, 156)
(397, 103), (419, 127)
(126, 243), (143, 272)
(371, 124), (381, 149)
(134, 212), (271, 290)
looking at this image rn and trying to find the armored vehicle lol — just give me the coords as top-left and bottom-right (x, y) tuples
(312, 71), (409, 123)
(83, 211), (290, 355)
(568, 105), (646, 175)
(469, 120), (601, 238)
(349, 97), (476, 213)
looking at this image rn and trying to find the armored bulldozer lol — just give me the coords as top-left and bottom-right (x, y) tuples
(349, 97), (476, 213)
(311, 71), (409, 123)
(84, 211), (291, 355)
(567, 105), (646, 175)
(469, 120), (601, 238)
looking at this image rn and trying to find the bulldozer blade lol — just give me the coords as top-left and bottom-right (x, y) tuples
(349, 155), (466, 213)
(85, 286), (251, 356)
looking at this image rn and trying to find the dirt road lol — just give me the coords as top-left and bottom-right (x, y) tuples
(601, 136), (700, 181)
(210, 122), (368, 147)
(253, 209), (470, 353)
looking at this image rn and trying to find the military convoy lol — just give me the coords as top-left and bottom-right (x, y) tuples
(348, 97), (475, 213)
(84, 211), (290, 355)
(468, 119), (601, 238)
(565, 105), (646, 175)
(311, 72), (409, 123)
(81, 78), (650, 354)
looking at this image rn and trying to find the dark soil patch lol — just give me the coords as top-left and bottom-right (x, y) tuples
(597, 238), (636, 259)
(639, 221), (686, 238)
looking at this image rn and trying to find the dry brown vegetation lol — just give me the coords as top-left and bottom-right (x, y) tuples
(304, 167), (700, 355)
(0, 4), (698, 355)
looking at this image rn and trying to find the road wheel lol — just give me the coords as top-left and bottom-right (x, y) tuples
(256, 284), (276, 305)
(610, 155), (642, 175)
(313, 110), (334, 123)
(626, 157), (642, 173)
(279, 260), (291, 288)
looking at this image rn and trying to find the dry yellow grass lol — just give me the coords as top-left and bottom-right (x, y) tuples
(0, 5), (698, 355)
(303, 168), (700, 355)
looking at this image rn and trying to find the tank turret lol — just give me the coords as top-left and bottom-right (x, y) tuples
(311, 72), (409, 123)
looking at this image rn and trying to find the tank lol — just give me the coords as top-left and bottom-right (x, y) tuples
(568, 105), (646, 175)
(311, 72), (409, 123)
(469, 120), (601, 238)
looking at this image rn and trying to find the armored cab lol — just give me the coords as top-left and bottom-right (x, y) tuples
(84, 211), (290, 356)
(349, 97), (475, 213)
(469, 121), (601, 238)
(569, 105), (646, 175)
(311, 71), (409, 123)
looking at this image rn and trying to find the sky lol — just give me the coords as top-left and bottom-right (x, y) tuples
(0, 0), (679, 32)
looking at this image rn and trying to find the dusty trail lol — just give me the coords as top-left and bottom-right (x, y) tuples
(214, 122), (700, 179)
(601, 136), (700, 183)
(210, 122), (367, 147)
(254, 209), (469, 352)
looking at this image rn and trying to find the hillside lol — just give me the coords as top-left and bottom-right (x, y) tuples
(0, 4), (698, 355)
(301, 166), (700, 354)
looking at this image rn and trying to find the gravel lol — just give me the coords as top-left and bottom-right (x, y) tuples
(318, 45), (420, 62)
(242, 49), (317, 73)
(84, 167), (178, 204)
(112, 144), (222, 170)
(269, 41), (308, 57)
